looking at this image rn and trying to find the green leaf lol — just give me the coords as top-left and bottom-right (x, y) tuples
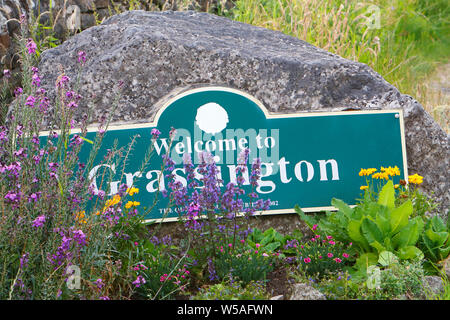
(331, 198), (354, 218)
(361, 218), (384, 245)
(438, 246), (450, 261)
(347, 219), (370, 251)
(396, 246), (424, 261)
(261, 234), (274, 246)
(355, 253), (378, 271)
(378, 251), (398, 266)
(390, 200), (413, 234)
(375, 206), (391, 236)
(295, 205), (317, 229)
(79, 136), (94, 144)
(430, 215), (447, 232)
(263, 242), (281, 253)
(377, 180), (395, 209)
(392, 217), (424, 249)
(369, 240), (386, 253)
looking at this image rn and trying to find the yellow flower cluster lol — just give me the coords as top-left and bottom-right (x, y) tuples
(95, 194), (122, 216)
(359, 168), (377, 176)
(380, 166), (401, 177)
(104, 194), (121, 208)
(75, 211), (87, 224)
(408, 173), (423, 185)
(127, 187), (139, 196)
(125, 201), (140, 209)
(359, 166), (402, 190)
(372, 171), (390, 180)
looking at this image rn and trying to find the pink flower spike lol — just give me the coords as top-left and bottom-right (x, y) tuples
(312, 224), (318, 230)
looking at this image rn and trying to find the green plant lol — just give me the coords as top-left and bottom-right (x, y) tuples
(246, 227), (301, 256)
(293, 229), (354, 278)
(419, 215), (450, 263)
(192, 278), (269, 300)
(213, 242), (277, 286)
(297, 180), (425, 266)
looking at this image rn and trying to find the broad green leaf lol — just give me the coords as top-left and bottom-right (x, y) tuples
(295, 205), (317, 229)
(263, 242), (281, 253)
(377, 180), (395, 209)
(261, 234), (274, 246)
(430, 215), (447, 232)
(355, 253), (378, 271)
(361, 218), (384, 245)
(390, 200), (413, 234)
(422, 234), (438, 262)
(378, 251), (398, 266)
(274, 232), (285, 244)
(368, 240), (386, 253)
(425, 228), (447, 246)
(331, 198), (354, 218)
(396, 246), (424, 261)
(348, 219), (365, 243)
(392, 217), (424, 249)
(438, 246), (450, 261)
(375, 206), (391, 236)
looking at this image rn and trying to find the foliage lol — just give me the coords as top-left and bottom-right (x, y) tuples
(297, 177), (426, 266)
(0, 21), (187, 300)
(418, 215), (450, 263)
(213, 241), (277, 286)
(247, 227), (302, 257)
(163, 149), (272, 285)
(292, 228), (354, 278)
(192, 278), (269, 300)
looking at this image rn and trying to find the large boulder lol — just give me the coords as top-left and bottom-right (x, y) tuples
(37, 10), (449, 214)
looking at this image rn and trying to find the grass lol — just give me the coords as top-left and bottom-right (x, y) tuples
(223, 0), (449, 132)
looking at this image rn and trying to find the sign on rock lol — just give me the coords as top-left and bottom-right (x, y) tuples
(43, 87), (408, 222)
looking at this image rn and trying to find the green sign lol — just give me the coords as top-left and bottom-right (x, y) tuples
(42, 87), (408, 222)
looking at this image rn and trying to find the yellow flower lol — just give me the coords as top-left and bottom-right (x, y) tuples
(372, 172), (389, 180)
(360, 185), (369, 190)
(408, 173), (423, 185)
(127, 187), (139, 196)
(75, 211), (87, 224)
(394, 184), (400, 189)
(359, 168), (377, 176)
(381, 166), (401, 177)
(104, 194), (121, 208)
(125, 201), (140, 209)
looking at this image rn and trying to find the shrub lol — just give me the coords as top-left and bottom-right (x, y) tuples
(296, 168), (427, 269)
(192, 278), (269, 300)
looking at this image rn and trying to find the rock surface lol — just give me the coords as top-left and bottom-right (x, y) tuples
(423, 276), (444, 296)
(36, 10), (449, 213)
(289, 283), (327, 300)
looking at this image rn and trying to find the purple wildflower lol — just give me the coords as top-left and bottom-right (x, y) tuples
(26, 38), (37, 55)
(32, 215), (46, 228)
